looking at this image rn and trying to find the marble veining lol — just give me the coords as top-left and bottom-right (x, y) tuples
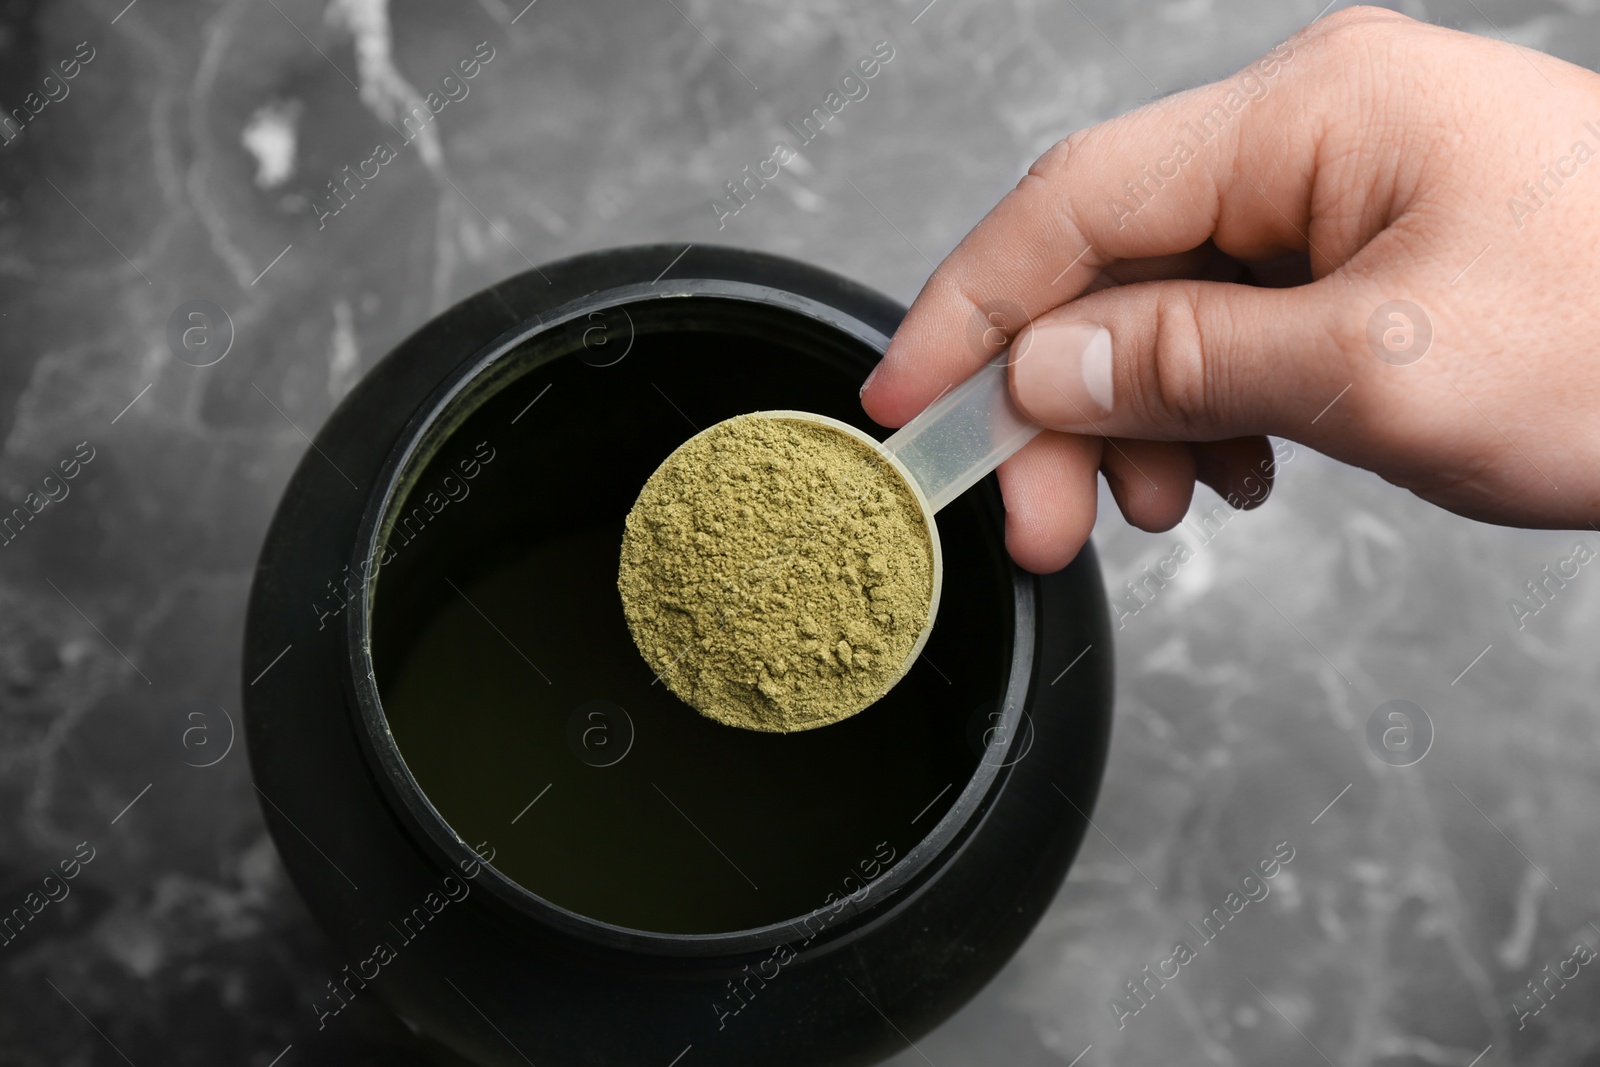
(2, 0), (1598, 1064)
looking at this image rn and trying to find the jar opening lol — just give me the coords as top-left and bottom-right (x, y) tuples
(356, 286), (1023, 940)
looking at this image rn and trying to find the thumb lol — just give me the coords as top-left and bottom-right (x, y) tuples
(1007, 276), (1355, 442)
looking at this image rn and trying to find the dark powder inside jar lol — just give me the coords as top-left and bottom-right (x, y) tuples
(618, 413), (934, 732)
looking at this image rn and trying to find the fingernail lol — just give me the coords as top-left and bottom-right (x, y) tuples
(1011, 321), (1112, 427)
(860, 358), (883, 398)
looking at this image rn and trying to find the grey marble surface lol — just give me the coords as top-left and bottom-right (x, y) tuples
(3, 0), (1600, 1064)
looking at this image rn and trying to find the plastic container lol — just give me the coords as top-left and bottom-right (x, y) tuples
(243, 244), (1113, 1066)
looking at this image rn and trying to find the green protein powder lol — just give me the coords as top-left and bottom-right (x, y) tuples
(618, 413), (935, 732)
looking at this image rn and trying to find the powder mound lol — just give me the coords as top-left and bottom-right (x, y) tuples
(618, 413), (935, 732)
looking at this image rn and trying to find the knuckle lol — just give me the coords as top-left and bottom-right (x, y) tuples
(1138, 287), (1216, 432)
(1298, 5), (1411, 51)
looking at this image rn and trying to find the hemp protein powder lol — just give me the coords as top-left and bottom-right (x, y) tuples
(618, 413), (935, 732)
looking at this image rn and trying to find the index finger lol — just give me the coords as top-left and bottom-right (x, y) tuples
(858, 22), (1370, 428)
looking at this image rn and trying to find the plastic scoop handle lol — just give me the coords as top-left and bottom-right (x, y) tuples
(881, 352), (1041, 514)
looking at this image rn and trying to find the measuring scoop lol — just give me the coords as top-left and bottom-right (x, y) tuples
(762, 350), (1042, 697)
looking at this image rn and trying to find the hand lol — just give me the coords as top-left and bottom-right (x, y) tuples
(860, 7), (1600, 574)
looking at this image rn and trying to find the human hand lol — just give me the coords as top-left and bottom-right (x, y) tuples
(860, 7), (1600, 573)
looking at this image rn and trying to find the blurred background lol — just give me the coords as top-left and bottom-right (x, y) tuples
(3, 0), (1600, 1063)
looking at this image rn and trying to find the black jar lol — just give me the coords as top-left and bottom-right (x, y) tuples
(243, 245), (1113, 1067)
